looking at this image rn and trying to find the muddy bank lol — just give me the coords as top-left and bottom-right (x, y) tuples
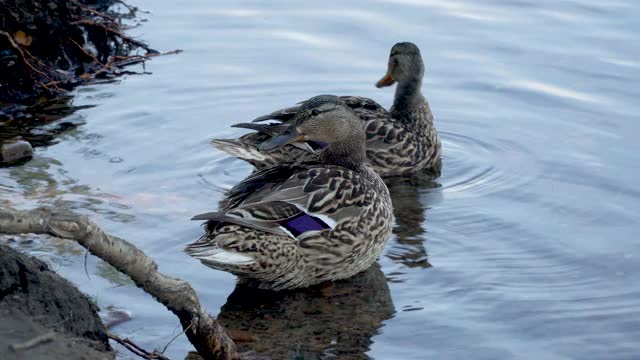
(0, 244), (114, 360)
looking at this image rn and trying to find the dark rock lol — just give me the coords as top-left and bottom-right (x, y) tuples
(0, 244), (114, 360)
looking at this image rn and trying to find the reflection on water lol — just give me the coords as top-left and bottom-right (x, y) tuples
(218, 264), (394, 359)
(0, 96), (92, 146)
(2, 156), (134, 223)
(385, 175), (440, 269)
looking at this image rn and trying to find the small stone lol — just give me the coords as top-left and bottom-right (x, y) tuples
(101, 309), (133, 329)
(109, 156), (123, 163)
(1, 139), (33, 164)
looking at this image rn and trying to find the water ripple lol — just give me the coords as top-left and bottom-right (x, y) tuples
(439, 131), (538, 198)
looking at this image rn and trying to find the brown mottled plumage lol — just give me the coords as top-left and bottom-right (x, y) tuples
(186, 96), (393, 290)
(213, 42), (442, 178)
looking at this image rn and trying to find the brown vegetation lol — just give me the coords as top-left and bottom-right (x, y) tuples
(0, 0), (158, 106)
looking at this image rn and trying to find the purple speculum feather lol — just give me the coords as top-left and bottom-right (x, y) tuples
(280, 212), (330, 236)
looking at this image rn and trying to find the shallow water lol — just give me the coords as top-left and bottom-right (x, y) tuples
(2, 0), (640, 359)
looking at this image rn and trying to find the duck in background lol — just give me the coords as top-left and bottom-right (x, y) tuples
(213, 41), (442, 178)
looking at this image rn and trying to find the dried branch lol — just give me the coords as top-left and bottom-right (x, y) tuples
(69, 37), (107, 67)
(70, 0), (116, 21)
(0, 207), (238, 360)
(0, 30), (55, 87)
(162, 322), (193, 354)
(108, 333), (169, 360)
(114, 0), (142, 15)
(71, 19), (153, 52)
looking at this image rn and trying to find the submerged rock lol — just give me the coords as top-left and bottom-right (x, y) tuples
(0, 139), (33, 165)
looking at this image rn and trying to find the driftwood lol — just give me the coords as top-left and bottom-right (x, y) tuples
(0, 207), (237, 360)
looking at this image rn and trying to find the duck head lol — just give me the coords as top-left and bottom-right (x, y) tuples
(258, 95), (367, 169)
(376, 42), (424, 88)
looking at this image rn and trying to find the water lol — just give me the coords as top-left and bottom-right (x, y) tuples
(2, 0), (640, 359)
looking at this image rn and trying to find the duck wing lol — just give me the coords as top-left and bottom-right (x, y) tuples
(364, 116), (410, 148)
(339, 96), (391, 122)
(248, 96), (391, 127)
(192, 163), (373, 240)
(250, 104), (302, 123)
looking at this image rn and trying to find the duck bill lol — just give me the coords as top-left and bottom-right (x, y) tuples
(376, 72), (396, 88)
(257, 131), (305, 152)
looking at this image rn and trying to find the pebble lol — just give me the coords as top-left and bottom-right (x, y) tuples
(0, 139), (33, 164)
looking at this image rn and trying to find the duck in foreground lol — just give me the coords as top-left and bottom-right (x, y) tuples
(213, 41), (441, 178)
(186, 96), (393, 290)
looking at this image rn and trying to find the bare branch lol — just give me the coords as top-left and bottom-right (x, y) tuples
(0, 31), (54, 85)
(108, 333), (169, 360)
(70, 19), (153, 52)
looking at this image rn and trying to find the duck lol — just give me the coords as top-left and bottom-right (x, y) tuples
(212, 41), (441, 178)
(186, 95), (393, 290)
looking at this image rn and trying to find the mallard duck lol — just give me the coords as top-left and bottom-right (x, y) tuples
(213, 42), (441, 178)
(186, 95), (393, 290)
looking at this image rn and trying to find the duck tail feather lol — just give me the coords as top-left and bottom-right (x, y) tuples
(211, 139), (266, 162)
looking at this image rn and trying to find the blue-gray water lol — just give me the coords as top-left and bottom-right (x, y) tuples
(2, 0), (639, 359)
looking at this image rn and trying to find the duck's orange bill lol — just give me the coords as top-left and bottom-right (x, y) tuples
(376, 72), (395, 88)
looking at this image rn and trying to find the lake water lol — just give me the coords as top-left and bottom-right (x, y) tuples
(2, 0), (639, 359)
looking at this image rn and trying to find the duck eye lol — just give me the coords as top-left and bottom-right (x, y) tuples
(311, 109), (320, 116)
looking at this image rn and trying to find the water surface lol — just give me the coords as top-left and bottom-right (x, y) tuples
(2, 0), (639, 359)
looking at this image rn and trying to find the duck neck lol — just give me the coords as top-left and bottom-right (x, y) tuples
(392, 77), (424, 121)
(318, 129), (367, 171)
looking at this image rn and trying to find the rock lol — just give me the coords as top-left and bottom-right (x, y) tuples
(0, 244), (114, 360)
(0, 139), (33, 164)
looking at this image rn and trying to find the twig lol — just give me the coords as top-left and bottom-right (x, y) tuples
(0, 31), (54, 84)
(70, 19), (152, 51)
(84, 249), (91, 280)
(114, 0), (145, 15)
(92, 49), (181, 78)
(62, 49), (75, 70)
(21, 46), (56, 72)
(161, 321), (193, 354)
(69, 37), (107, 68)
(71, 0), (117, 21)
(108, 333), (169, 360)
(9, 331), (56, 352)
